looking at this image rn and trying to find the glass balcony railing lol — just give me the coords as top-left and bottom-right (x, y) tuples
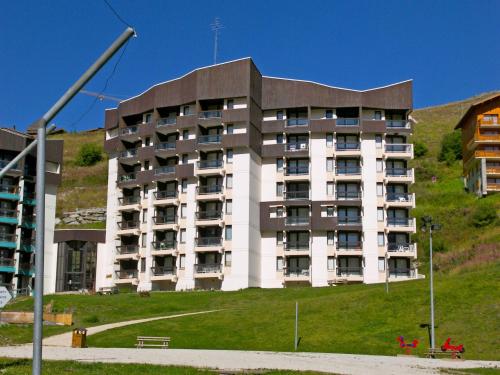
(197, 185), (223, 195)
(0, 160), (21, 171)
(0, 209), (17, 219)
(386, 120), (410, 129)
(196, 211), (223, 220)
(0, 258), (15, 267)
(385, 168), (412, 177)
(198, 134), (222, 144)
(284, 166), (309, 175)
(116, 269), (138, 279)
(286, 118), (309, 127)
(387, 218), (414, 227)
(285, 142), (309, 151)
(120, 126), (138, 136)
(118, 149), (137, 158)
(336, 118), (359, 126)
(386, 193), (413, 202)
(155, 166), (176, 175)
(284, 268), (310, 277)
(336, 166), (361, 175)
(152, 240), (177, 250)
(337, 216), (362, 225)
(198, 110), (222, 119)
(155, 142), (176, 151)
(195, 237), (222, 247)
(118, 196), (140, 205)
(195, 263), (222, 273)
(285, 216), (310, 225)
(336, 267), (363, 276)
(0, 185), (18, 195)
(197, 160), (223, 169)
(385, 144), (412, 153)
(388, 243), (415, 252)
(0, 234), (17, 246)
(283, 191), (309, 200)
(157, 117), (177, 127)
(117, 221), (140, 230)
(335, 191), (361, 200)
(153, 215), (177, 225)
(151, 266), (176, 276)
(284, 242), (309, 250)
(118, 173), (136, 182)
(336, 142), (360, 151)
(116, 245), (139, 254)
(336, 241), (362, 250)
(154, 190), (178, 200)
(389, 268), (415, 278)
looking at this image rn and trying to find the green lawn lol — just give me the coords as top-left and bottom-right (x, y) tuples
(0, 358), (326, 375)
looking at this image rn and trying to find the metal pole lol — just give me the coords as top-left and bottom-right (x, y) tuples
(294, 302), (298, 351)
(429, 227), (435, 350)
(32, 126), (45, 375)
(30, 27), (135, 375)
(0, 125), (56, 180)
(385, 253), (389, 294)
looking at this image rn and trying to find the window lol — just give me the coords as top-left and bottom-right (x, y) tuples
(276, 158), (284, 172)
(225, 251), (232, 266)
(325, 109), (333, 119)
(327, 231), (334, 245)
(180, 229), (186, 243)
(276, 231), (283, 245)
(375, 134), (382, 148)
(377, 207), (384, 221)
(227, 99), (234, 109)
(227, 149), (233, 163)
(326, 182), (334, 196)
(225, 225), (232, 241)
(377, 232), (385, 246)
(326, 158), (334, 172)
(276, 182), (284, 197)
(182, 154), (188, 164)
(226, 200), (232, 214)
(142, 209), (148, 223)
(179, 254), (186, 269)
(276, 257), (284, 271)
(227, 124), (234, 134)
(276, 134), (284, 144)
(181, 179), (188, 193)
(183, 130), (189, 140)
(145, 137), (151, 146)
(143, 184), (149, 199)
(181, 204), (187, 218)
(276, 207), (283, 217)
(327, 256), (335, 270)
(141, 233), (147, 247)
(183, 105), (190, 116)
(326, 206), (334, 217)
(226, 174), (233, 189)
(141, 257), (146, 272)
(376, 159), (383, 172)
(374, 111), (382, 120)
(277, 110), (284, 120)
(378, 257), (386, 271)
(326, 134), (334, 147)
(144, 160), (150, 170)
(376, 183), (384, 197)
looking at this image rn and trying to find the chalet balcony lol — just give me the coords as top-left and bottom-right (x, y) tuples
(336, 118), (359, 126)
(198, 110), (222, 119)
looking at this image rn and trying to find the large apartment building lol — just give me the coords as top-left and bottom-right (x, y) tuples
(455, 94), (500, 196)
(0, 128), (63, 295)
(99, 58), (418, 291)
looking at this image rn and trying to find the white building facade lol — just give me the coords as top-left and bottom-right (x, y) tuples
(99, 58), (419, 291)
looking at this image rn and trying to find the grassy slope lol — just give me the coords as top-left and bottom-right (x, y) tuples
(48, 130), (107, 217)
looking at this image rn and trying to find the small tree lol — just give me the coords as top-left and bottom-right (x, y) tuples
(438, 131), (462, 163)
(413, 141), (428, 158)
(75, 143), (103, 167)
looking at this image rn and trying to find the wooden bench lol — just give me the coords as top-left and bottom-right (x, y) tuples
(426, 349), (463, 359)
(136, 336), (170, 349)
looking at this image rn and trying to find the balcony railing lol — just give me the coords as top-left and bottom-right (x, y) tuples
(284, 268), (310, 277)
(157, 117), (177, 127)
(120, 126), (138, 136)
(337, 216), (362, 225)
(283, 191), (309, 200)
(475, 150), (500, 158)
(285, 216), (310, 225)
(118, 195), (140, 205)
(198, 134), (222, 144)
(388, 243), (415, 252)
(155, 166), (176, 175)
(336, 241), (362, 250)
(116, 245), (139, 254)
(336, 143), (360, 151)
(0, 209), (17, 219)
(286, 118), (309, 127)
(386, 120), (410, 129)
(386, 193), (413, 202)
(154, 190), (178, 200)
(118, 149), (138, 158)
(387, 218), (414, 227)
(197, 160), (223, 169)
(284, 242), (309, 250)
(479, 119), (499, 126)
(336, 166), (361, 175)
(285, 142), (309, 151)
(197, 185), (223, 195)
(336, 118), (359, 126)
(118, 173), (136, 182)
(155, 142), (176, 151)
(152, 240), (177, 250)
(196, 211), (223, 220)
(0, 258), (15, 267)
(0, 234), (17, 243)
(151, 266), (176, 276)
(117, 221), (140, 230)
(153, 215), (177, 225)
(116, 269), (138, 279)
(198, 110), (222, 119)
(335, 191), (362, 200)
(336, 267), (363, 276)
(195, 263), (222, 273)
(385, 168), (412, 177)
(389, 268), (416, 278)
(284, 166), (309, 175)
(195, 237), (222, 247)
(0, 160), (21, 171)
(385, 144), (412, 153)
(0, 185), (18, 194)
(487, 182), (500, 190)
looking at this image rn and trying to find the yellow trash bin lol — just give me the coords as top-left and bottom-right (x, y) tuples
(71, 328), (87, 348)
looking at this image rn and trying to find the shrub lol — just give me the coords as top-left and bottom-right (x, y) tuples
(413, 141), (428, 158)
(75, 143), (103, 167)
(438, 131), (462, 163)
(471, 204), (498, 227)
(84, 314), (99, 324)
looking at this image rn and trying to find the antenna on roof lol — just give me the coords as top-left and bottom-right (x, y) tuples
(211, 17), (224, 65)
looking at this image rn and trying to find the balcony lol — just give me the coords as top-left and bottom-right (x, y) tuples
(22, 192), (36, 205)
(487, 183), (500, 191)
(118, 173), (137, 183)
(154, 190), (178, 201)
(196, 211), (223, 220)
(151, 240), (177, 252)
(283, 268), (310, 282)
(155, 166), (176, 176)
(120, 126), (139, 136)
(0, 234), (17, 249)
(194, 263), (222, 278)
(385, 144), (413, 155)
(387, 218), (415, 232)
(0, 160), (21, 173)
(388, 243), (417, 257)
(198, 110), (222, 119)
(336, 241), (362, 251)
(286, 118), (309, 127)
(117, 221), (140, 234)
(475, 150), (500, 158)
(197, 160), (223, 170)
(118, 149), (138, 159)
(198, 135), (222, 144)
(118, 195), (141, 206)
(389, 268), (416, 279)
(17, 263), (34, 276)
(195, 237), (223, 249)
(337, 216), (362, 226)
(335, 167), (361, 181)
(337, 118), (359, 126)
(386, 120), (410, 129)
(20, 241), (35, 253)
(284, 166), (309, 176)
(153, 215), (177, 225)
(0, 185), (20, 201)
(116, 245), (140, 260)
(283, 191), (309, 200)
(157, 117), (177, 127)
(115, 269), (138, 283)
(197, 185), (223, 195)
(0, 209), (18, 225)
(386, 193), (413, 203)
(155, 142), (176, 151)
(0, 258), (15, 273)
(151, 266), (177, 280)
(336, 267), (363, 279)
(335, 143), (361, 152)
(335, 191), (362, 200)
(285, 216), (310, 226)
(21, 218), (36, 230)
(486, 166), (500, 175)
(385, 168), (413, 181)
(479, 119), (500, 127)
(284, 242), (309, 251)
(285, 142), (309, 152)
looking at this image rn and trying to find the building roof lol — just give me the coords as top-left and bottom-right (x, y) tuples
(454, 93), (500, 129)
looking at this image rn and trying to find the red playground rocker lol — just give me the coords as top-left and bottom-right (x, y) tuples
(397, 336), (419, 355)
(441, 338), (465, 353)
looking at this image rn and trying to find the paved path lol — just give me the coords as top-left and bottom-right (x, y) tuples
(43, 310), (222, 347)
(0, 346), (498, 374)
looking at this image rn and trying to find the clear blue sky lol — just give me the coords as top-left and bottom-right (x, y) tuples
(1, 0), (499, 132)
